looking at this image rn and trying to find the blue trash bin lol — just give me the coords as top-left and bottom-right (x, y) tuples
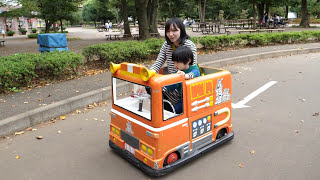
(37, 33), (69, 52)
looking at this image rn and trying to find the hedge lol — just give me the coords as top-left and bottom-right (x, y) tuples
(0, 51), (83, 93)
(82, 38), (164, 63)
(82, 31), (320, 64)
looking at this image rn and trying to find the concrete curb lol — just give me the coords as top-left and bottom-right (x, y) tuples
(1, 47), (320, 137)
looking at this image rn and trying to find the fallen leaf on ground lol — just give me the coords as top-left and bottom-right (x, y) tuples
(250, 150), (255, 154)
(24, 102), (29, 104)
(26, 127), (33, 131)
(301, 120), (305, 123)
(104, 102), (108, 105)
(60, 116), (66, 120)
(57, 130), (61, 134)
(32, 128), (37, 131)
(298, 98), (306, 102)
(36, 136), (43, 140)
(0, 99), (7, 103)
(14, 131), (24, 136)
(93, 103), (98, 107)
(16, 156), (20, 159)
(76, 109), (81, 114)
(11, 105), (16, 107)
(294, 130), (299, 133)
(238, 163), (244, 168)
(312, 112), (319, 116)
(93, 118), (98, 121)
(75, 90), (80, 93)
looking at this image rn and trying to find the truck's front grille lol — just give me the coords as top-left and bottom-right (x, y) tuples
(121, 130), (140, 149)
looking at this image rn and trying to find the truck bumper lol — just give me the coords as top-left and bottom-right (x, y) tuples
(109, 131), (234, 177)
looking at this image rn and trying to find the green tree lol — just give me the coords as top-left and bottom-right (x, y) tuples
(82, 0), (99, 26)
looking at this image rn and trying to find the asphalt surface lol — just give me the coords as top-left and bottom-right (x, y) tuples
(0, 53), (319, 180)
(1, 27), (320, 137)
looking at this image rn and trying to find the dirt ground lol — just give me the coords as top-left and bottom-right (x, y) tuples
(0, 25), (320, 57)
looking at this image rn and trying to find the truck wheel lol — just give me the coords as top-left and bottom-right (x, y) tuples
(164, 152), (178, 166)
(216, 129), (227, 139)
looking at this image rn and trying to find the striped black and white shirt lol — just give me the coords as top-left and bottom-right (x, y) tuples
(150, 39), (197, 78)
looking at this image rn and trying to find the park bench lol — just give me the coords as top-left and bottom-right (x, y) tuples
(238, 30), (256, 34)
(105, 34), (121, 40)
(132, 34), (139, 40)
(150, 33), (160, 38)
(122, 33), (131, 40)
(257, 29), (284, 33)
(0, 40), (5, 46)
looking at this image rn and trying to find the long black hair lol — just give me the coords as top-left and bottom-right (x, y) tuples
(165, 17), (189, 45)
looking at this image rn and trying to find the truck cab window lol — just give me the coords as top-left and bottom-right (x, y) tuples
(162, 82), (183, 120)
(112, 77), (151, 120)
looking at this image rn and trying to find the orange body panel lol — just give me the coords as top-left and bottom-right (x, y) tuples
(109, 63), (233, 170)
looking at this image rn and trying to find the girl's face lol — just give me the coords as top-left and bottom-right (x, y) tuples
(166, 24), (181, 45)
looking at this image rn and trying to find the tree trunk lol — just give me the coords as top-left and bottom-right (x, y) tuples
(53, 22), (57, 32)
(198, 0), (206, 23)
(60, 19), (63, 33)
(147, 0), (159, 33)
(252, 0), (257, 29)
(299, 0), (310, 27)
(135, 0), (150, 40)
(257, 2), (264, 23)
(45, 20), (51, 33)
(285, 5), (289, 19)
(265, 3), (270, 14)
(122, 0), (132, 36)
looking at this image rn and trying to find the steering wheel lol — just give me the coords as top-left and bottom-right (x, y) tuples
(130, 93), (150, 112)
(163, 99), (176, 115)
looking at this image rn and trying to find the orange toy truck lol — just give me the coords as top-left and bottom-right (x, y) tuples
(109, 62), (234, 176)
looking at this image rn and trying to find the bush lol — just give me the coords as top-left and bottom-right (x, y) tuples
(143, 38), (164, 54)
(7, 30), (15, 36)
(82, 41), (149, 63)
(19, 29), (27, 34)
(28, 34), (38, 39)
(0, 51), (83, 93)
(199, 36), (219, 49)
(32, 28), (37, 33)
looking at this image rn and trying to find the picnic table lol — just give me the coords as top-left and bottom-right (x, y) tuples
(132, 34), (139, 40)
(105, 34), (121, 40)
(200, 23), (230, 35)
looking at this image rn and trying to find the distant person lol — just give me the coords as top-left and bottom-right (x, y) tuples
(109, 21), (112, 29)
(105, 22), (109, 31)
(136, 17), (197, 94)
(1, 29), (5, 38)
(183, 19), (188, 26)
(263, 12), (268, 24)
